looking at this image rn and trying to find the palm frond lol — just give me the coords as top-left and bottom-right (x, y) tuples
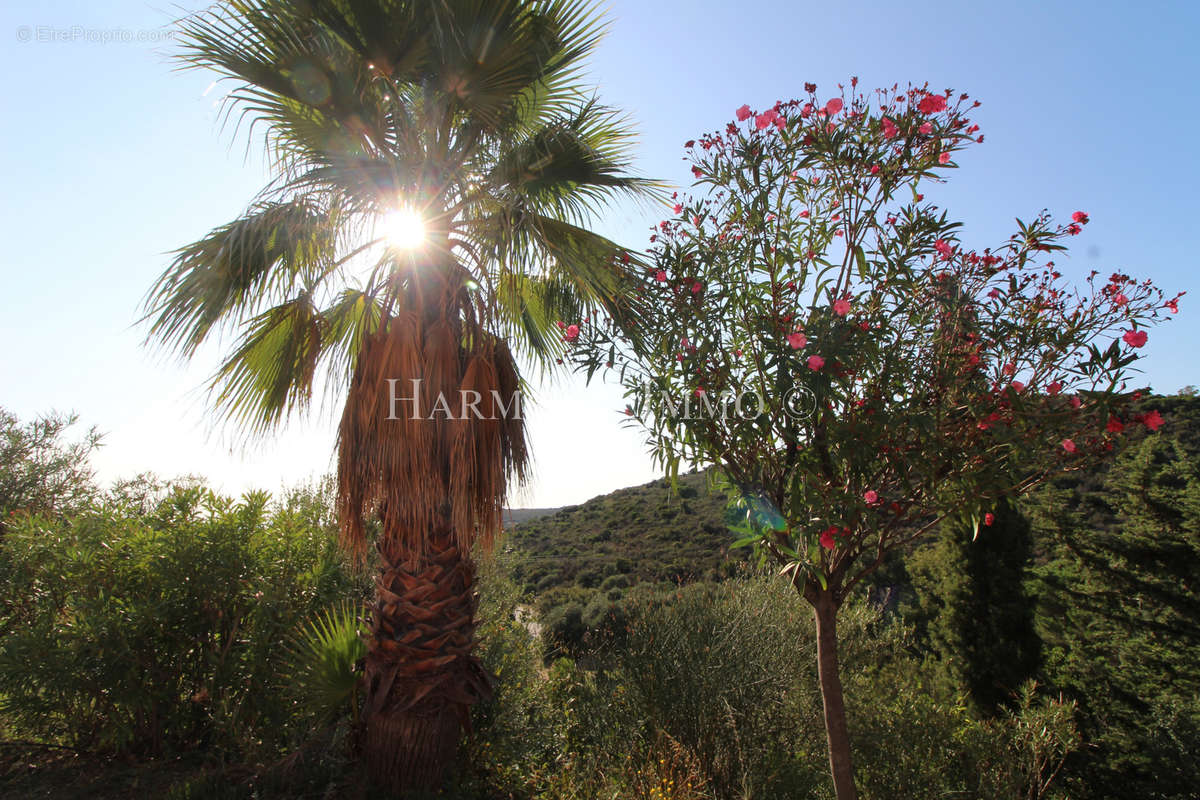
(178, 1), (393, 168)
(285, 601), (366, 722)
(421, 0), (606, 134)
(335, 317), (529, 558)
(484, 97), (662, 225)
(492, 272), (588, 366)
(143, 198), (337, 357)
(207, 294), (327, 436)
(320, 287), (387, 386)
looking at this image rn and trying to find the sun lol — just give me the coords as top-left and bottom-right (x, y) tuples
(381, 208), (425, 250)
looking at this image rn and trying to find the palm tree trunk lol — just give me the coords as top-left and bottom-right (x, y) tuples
(362, 522), (492, 793)
(812, 588), (858, 800)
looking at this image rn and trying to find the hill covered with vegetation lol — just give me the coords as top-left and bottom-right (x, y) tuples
(500, 469), (740, 595)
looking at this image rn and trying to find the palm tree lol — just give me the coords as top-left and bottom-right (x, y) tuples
(144, 0), (656, 790)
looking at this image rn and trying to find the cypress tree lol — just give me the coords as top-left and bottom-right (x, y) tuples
(907, 498), (1040, 713)
(1029, 396), (1200, 798)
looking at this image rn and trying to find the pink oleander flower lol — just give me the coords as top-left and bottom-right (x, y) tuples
(819, 526), (838, 550)
(1123, 329), (1148, 348)
(755, 109), (780, 130)
(918, 93), (948, 114)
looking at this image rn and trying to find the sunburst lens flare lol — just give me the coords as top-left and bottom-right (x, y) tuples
(382, 209), (425, 250)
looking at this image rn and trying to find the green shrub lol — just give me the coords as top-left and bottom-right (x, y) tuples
(847, 667), (1078, 799)
(0, 407), (100, 523)
(541, 603), (586, 658)
(0, 487), (1082, 800)
(552, 575), (1079, 800)
(0, 479), (367, 758)
(599, 573), (630, 592)
(610, 577), (827, 799)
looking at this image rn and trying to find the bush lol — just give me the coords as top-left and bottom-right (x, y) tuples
(847, 667), (1078, 799)
(599, 573), (630, 592)
(611, 577), (828, 799)
(466, 558), (573, 797)
(0, 479), (368, 758)
(0, 407), (100, 522)
(541, 603), (586, 658)
(0, 486), (1082, 800)
(536, 574), (1080, 800)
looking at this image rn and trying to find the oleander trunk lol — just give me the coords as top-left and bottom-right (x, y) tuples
(812, 587), (858, 800)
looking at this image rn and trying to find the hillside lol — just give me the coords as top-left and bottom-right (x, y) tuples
(503, 507), (559, 526)
(495, 393), (1200, 602)
(498, 469), (740, 594)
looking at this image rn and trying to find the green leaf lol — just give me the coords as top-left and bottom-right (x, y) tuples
(854, 246), (870, 281)
(730, 533), (762, 549)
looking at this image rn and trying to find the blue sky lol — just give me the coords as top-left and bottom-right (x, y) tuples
(2, 0), (1197, 507)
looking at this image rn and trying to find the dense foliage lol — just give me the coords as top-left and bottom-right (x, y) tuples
(3, 398), (1200, 798)
(905, 497), (1041, 713)
(1026, 395), (1200, 798)
(0, 476), (368, 757)
(466, 574), (1078, 800)
(0, 407), (100, 523)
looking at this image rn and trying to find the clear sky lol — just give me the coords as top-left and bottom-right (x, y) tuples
(2, 0), (1197, 508)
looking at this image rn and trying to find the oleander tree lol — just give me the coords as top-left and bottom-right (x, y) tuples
(569, 80), (1181, 799)
(143, 0), (655, 792)
(0, 408), (100, 525)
